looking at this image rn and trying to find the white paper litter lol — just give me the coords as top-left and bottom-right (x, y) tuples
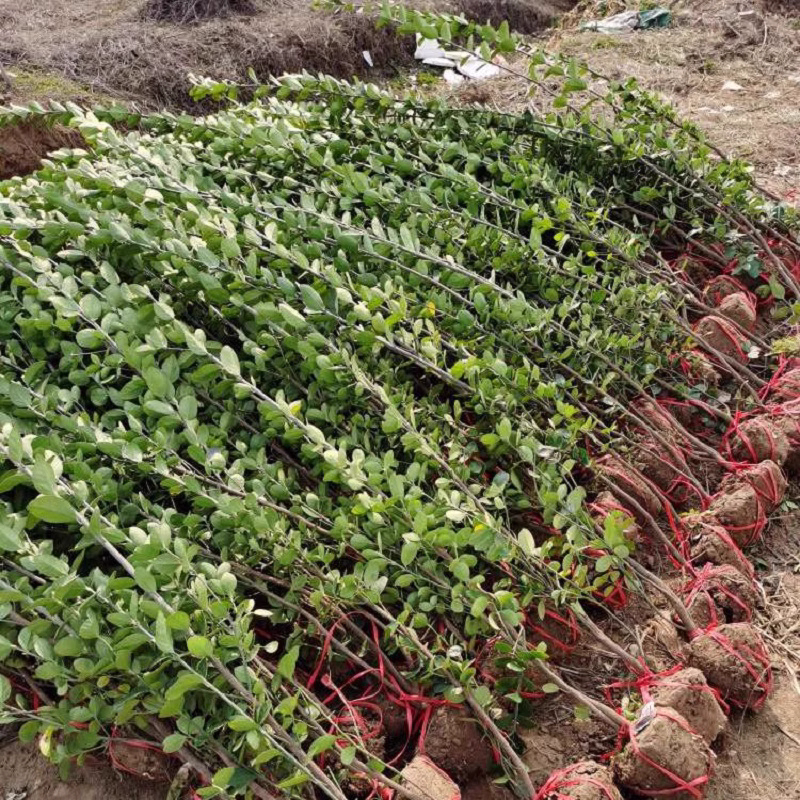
(414, 34), (500, 82)
(457, 59), (501, 81)
(362, 50), (373, 67)
(721, 80), (744, 92)
(443, 69), (465, 87)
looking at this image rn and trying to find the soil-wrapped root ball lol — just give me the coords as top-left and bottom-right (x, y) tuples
(595, 455), (661, 521)
(718, 292), (757, 330)
(693, 315), (748, 363)
(535, 761), (623, 800)
(423, 707), (494, 783)
(687, 623), (772, 710)
(725, 416), (790, 465)
(687, 521), (753, 578)
(647, 668), (727, 744)
(401, 755), (461, 800)
(613, 709), (714, 800)
(683, 565), (757, 628)
(719, 461), (787, 514)
(704, 484), (764, 548)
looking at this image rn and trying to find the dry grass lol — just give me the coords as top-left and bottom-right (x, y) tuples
(435, 0), (800, 202)
(0, 0), (570, 108)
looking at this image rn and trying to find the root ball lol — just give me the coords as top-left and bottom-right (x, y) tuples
(535, 761), (623, 800)
(613, 709), (714, 800)
(687, 623), (772, 710)
(647, 668), (727, 744)
(423, 706), (493, 782)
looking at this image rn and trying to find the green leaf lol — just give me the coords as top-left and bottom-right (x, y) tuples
(300, 285), (324, 311)
(134, 567), (157, 593)
(28, 495), (76, 525)
(187, 635), (213, 659)
(165, 673), (204, 701)
(162, 732), (188, 753)
(155, 612), (173, 653)
(227, 716), (257, 732)
(54, 637), (84, 658)
(308, 734), (337, 757)
(219, 346), (241, 377)
(541, 683), (560, 694)
(277, 645), (300, 679)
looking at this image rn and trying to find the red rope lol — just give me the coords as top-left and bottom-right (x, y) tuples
(534, 762), (619, 800)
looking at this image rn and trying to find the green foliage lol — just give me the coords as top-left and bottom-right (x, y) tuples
(0, 12), (796, 794)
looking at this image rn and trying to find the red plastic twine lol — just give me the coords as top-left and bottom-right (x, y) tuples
(683, 564), (754, 629)
(622, 709), (712, 799)
(533, 762), (619, 800)
(604, 664), (730, 717)
(107, 727), (171, 780)
(688, 627), (773, 711)
(525, 608), (580, 656)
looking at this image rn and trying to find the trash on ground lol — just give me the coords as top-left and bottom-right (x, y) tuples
(721, 80), (744, 92)
(414, 34), (501, 82)
(582, 7), (671, 34)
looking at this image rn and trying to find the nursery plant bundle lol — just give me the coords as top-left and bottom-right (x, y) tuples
(0, 8), (798, 798)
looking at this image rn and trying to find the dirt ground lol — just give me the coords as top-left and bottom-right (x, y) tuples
(440, 0), (800, 202)
(0, 737), (172, 800)
(0, 0), (569, 108)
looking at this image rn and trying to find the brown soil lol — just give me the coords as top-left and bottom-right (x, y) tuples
(461, 774), (516, 800)
(423, 706), (494, 784)
(689, 526), (754, 577)
(694, 315), (748, 363)
(0, 737), (169, 800)
(401, 754), (461, 800)
(718, 292), (757, 330)
(0, 120), (83, 180)
(688, 622), (771, 708)
(0, 0), (570, 108)
(706, 485), (762, 548)
(648, 667), (728, 744)
(595, 455), (662, 520)
(728, 417), (790, 466)
(536, 760), (623, 800)
(685, 565), (758, 627)
(720, 461), (788, 512)
(613, 710), (714, 800)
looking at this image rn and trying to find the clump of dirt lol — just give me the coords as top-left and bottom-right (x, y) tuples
(688, 525), (753, 578)
(632, 440), (690, 506)
(640, 616), (686, 673)
(0, 738), (169, 800)
(684, 565), (757, 628)
(595, 455), (661, 520)
(0, 120), (84, 180)
(687, 623), (771, 710)
(107, 740), (173, 783)
(536, 760), (623, 800)
(705, 485), (762, 548)
(767, 366), (800, 403)
(717, 292), (757, 330)
(648, 667), (728, 744)
(727, 417), (789, 465)
(613, 710), (714, 800)
(719, 461), (787, 512)
(423, 706), (494, 783)
(693, 315), (747, 363)
(401, 754), (460, 800)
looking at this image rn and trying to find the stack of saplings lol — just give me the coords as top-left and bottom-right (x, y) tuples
(0, 6), (798, 797)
